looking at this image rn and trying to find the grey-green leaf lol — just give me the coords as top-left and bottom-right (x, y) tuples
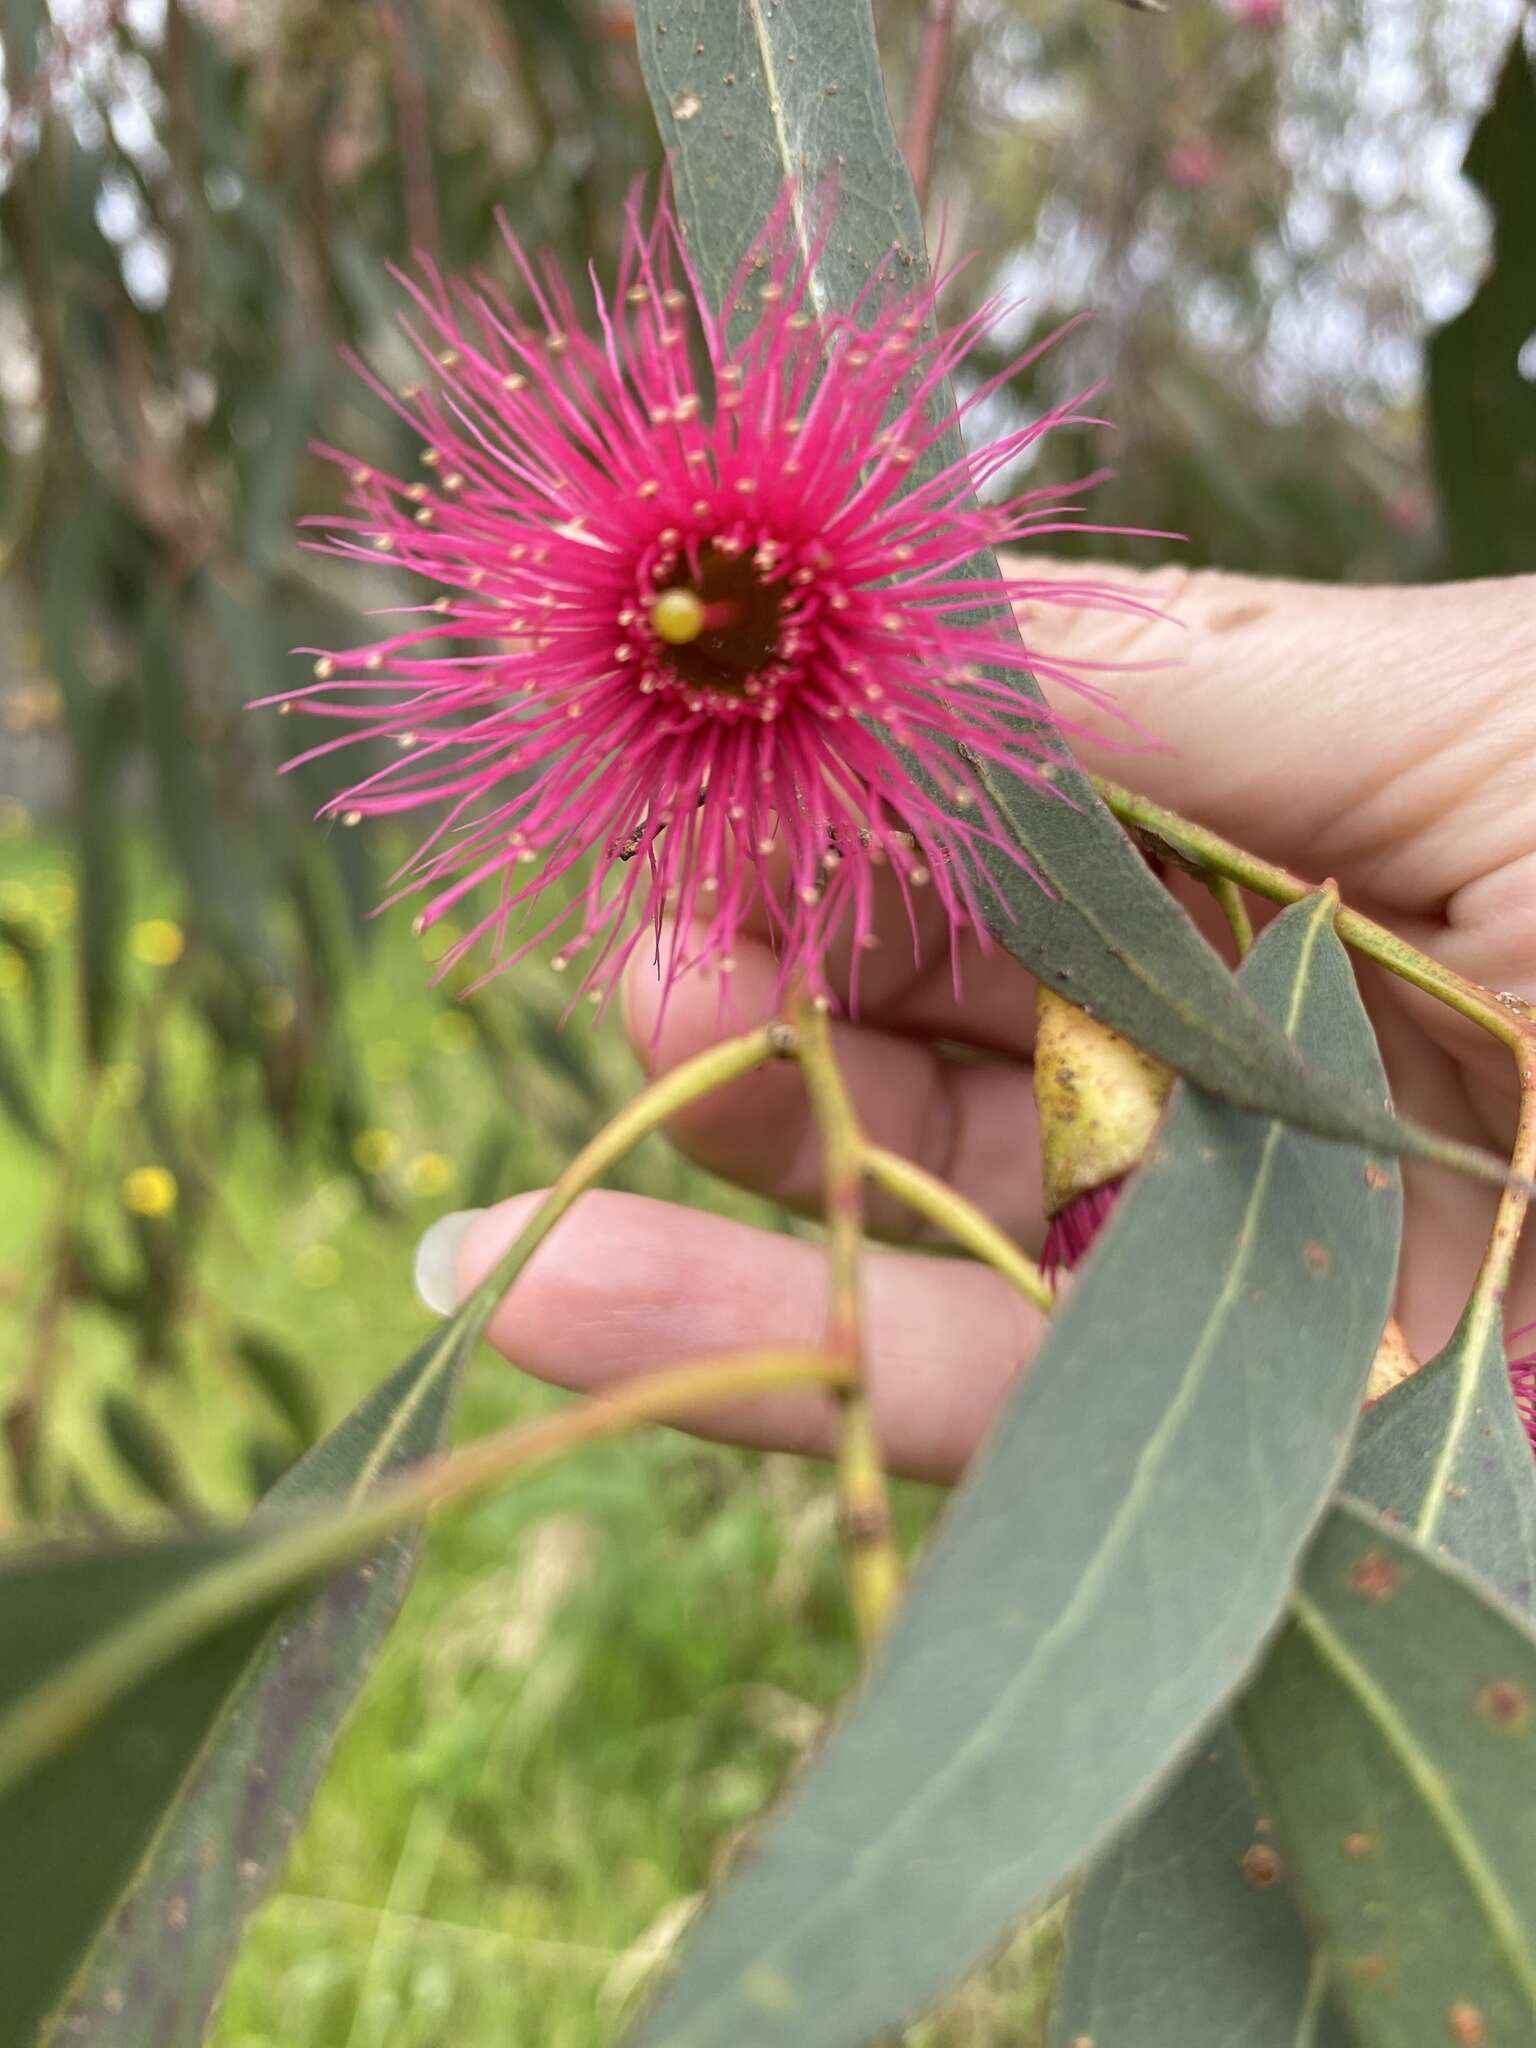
(1047, 1724), (1351, 2048)
(1, 1320), (467, 2048)
(0, 1530), (272, 2048)
(1056, 1152), (1536, 2044)
(628, 896), (1402, 2048)
(1348, 1297), (1536, 1615)
(633, 0), (1507, 1189)
(1238, 1503), (1536, 2047)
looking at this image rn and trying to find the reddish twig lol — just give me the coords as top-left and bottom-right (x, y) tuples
(902, 0), (959, 215)
(378, 0), (441, 255)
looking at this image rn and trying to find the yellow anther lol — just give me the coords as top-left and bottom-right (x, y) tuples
(650, 588), (706, 646)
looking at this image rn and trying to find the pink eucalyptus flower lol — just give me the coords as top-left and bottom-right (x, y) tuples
(273, 190), (1145, 1009)
(1512, 1323), (1536, 1455)
(1166, 142), (1219, 190)
(1041, 1178), (1125, 1287)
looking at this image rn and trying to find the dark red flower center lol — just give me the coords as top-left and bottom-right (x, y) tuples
(647, 543), (787, 696)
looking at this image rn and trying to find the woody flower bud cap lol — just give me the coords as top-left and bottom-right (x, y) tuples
(1034, 984), (1172, 1281)
(269, 187), (1150, 1010)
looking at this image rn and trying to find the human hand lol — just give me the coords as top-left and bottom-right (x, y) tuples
(423, 563), (1536, 1483)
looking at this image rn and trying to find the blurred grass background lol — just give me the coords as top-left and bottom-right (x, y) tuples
(1, 0), (1532, 2041)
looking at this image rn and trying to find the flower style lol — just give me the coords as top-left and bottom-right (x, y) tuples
(275, 190), (1140, 1010)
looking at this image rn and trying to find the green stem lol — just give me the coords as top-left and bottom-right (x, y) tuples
(793, 999), (904, 1650)
(1095, 776), (1536, 1050)
(462, 1022), (786, 1329)
(864, 1144), (1052, 1313)
(0, 1346), (852, 1796)
(1208, 874), (1253, 960)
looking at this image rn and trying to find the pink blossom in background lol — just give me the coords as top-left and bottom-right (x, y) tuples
(1232, 0), (1284, 28)
(273, 190), (1147, 1010)
(1165, 143), (1219, 190)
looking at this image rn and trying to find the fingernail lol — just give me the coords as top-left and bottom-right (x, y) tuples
(413, 1208), (486, 1316)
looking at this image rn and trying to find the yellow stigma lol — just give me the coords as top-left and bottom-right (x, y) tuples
(650, 587), (706, 646)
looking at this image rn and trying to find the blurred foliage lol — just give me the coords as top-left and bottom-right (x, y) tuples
(1427, 20), (1536, 577)
(0, 822), (645, 1527)
(915, 0), (1529, 579)
(0, 0), (657, 1504)
(0, 0), (1529, 1502)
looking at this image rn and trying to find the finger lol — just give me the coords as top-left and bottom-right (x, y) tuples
(455, 1190), (1041, 1483)
(626, 927), (1046, 1244)
(1009, 557), (1536, 912)
(705, 769), (1049, 1057)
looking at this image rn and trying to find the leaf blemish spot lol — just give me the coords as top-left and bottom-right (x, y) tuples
(1447, 2003), (1488, 2044)
(1303, 1239), (1330, 1273)
(672, 93), (702, 120)
(1475, 1679), (1529, 1731)
(1241, 1843), (1282, 1887)
(1341, 1831), (1373, 1858)
(1364, 1163), (1392, 1191)
(1349, 1551), (1400, 1600)
(1352, 1952), (1389, 1985)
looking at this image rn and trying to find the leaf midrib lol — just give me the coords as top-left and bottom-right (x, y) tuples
(1289, 1580), (1536, 2016)
(743, 0), (827, 318)
(1416, 1288), (1502, 1547)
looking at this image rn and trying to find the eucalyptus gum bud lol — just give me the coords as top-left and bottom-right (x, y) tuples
(1033, 987), (1173, 1218)
(1364, 1316), (1420, 1404)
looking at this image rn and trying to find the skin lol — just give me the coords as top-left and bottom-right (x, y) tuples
(454, 561), (1536, 1483)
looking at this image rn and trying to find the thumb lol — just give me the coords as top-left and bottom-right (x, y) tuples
(1007, 555), (1536, 914)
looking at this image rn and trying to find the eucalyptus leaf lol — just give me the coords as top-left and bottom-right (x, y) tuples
(1167, 1218), (1536, 2046)
(99, 1392), (202, 1518)
(1047, 1724), (1351, 2048)
(138, 591), (270, 970)
(633, 0), (1508, 1190)
(0, 1530), (273, 2048)
(628, 896), (1401, 2048)
(231, 1327), (325, 1448)
(1348, 1296), (1536, 1615)
(0, 1317), (469, 2048)
(1239, 1504), (1536, 2048)
(0, 1015), (55, 1154)
(0, 910), (52, 1052)
(1049, 1171), (1536, 2045)
(2, 0), (47, 92)
(41, 507), (130, 1067)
